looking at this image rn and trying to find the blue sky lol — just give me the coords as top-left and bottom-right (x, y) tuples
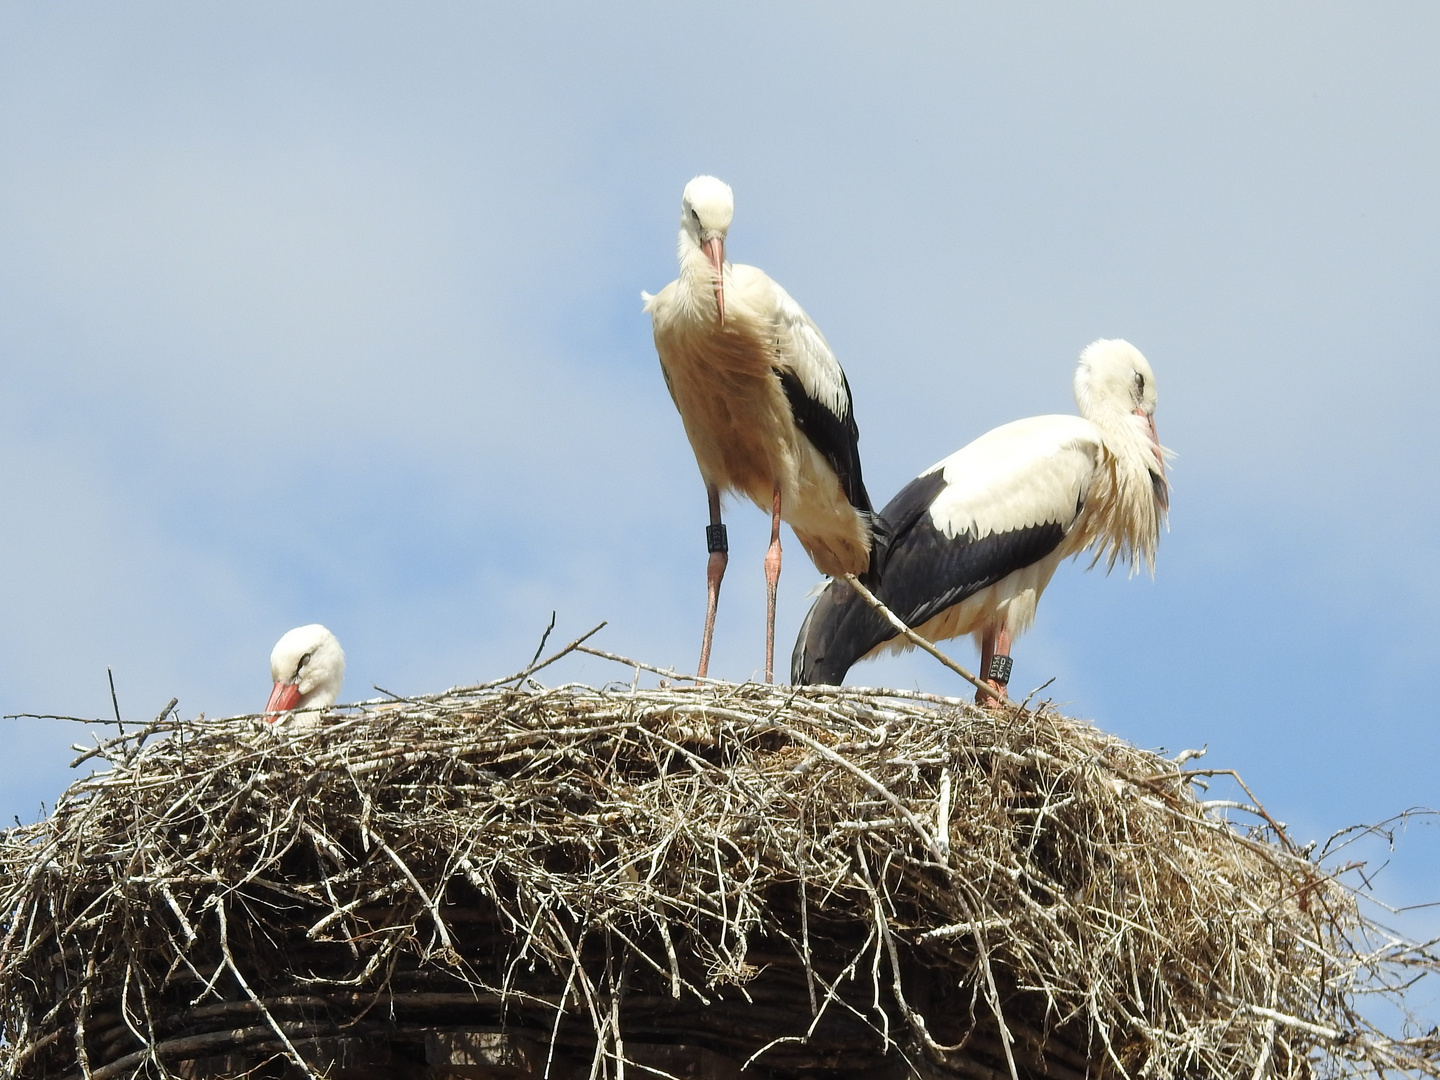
(2, 4), (1437, 956)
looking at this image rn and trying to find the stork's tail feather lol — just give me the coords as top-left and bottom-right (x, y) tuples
(791, 587), (842, 685)
(791, 576), (892, 686)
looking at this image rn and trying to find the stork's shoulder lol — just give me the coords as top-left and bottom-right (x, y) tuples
(760, 275), (832, 350)
(725, 260), (793, 303)
(938, 415), (1101, 478)
(925, 415), (1103, 538)
(729, 266), (850, 415)
(729, 265), (830, 345)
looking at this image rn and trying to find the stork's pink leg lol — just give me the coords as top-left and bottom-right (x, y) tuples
(976, 626), (1013, 706)
(698, 484), (727, 679)
(763, 483), (783, 684)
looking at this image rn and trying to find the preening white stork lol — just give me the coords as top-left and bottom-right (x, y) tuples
(643, 175), (881, 682)
(264, 624), (345, 724)
(792, 339), (1170, 702)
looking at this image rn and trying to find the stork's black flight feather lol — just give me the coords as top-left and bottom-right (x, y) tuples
(792, 469), (1066, 685)
(775, 366), (889, 578)
(775, 367), (873, 516)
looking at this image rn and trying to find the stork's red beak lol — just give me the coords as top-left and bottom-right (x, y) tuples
(1135, 408), (1168, 511)
(264, 681), (302, 722)
(701, 236), (725, 325)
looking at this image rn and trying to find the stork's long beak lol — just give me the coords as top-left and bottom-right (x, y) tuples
(264, 681), (302, 722)
(701, 236), (725, 326)
(1135, 408), (1168, 511)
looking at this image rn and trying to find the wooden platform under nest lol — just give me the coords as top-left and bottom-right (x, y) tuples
(3, 642), (1437, 1080)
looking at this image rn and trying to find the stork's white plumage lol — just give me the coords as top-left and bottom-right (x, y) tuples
(643, 175), (880, 682)
(264, 624), (345, 724)
(792, 339), (1170, 702)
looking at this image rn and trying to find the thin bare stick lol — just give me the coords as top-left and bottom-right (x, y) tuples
(366, 829), (455, 955)
(574, 645), (704, 683)
(107, 667), (123, 736)
(528, 611), (559, 670)
(841, 575), (1008, 706)
(214, 900), (320, 1080)
(449, 621), (609, 694)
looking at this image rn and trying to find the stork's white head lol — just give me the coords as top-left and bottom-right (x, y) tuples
(1074, 339), (1157, 417)
(1074, 338), (1168, 508)
(680, 175), (733, 324)
(681, 175), (734, 241)
(264, 624), (345, 722)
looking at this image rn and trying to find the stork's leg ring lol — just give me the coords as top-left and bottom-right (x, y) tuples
(698, 488), (728, 680)
(977, 629), (1011, 706)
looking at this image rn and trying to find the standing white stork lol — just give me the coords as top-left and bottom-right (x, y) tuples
(643, 175), (881, 682)
(792, 339), (1170, 702)
(264, 624), (346, 724)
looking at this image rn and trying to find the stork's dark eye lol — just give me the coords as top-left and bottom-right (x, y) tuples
(690, 208), (700, 221)
(295, 652), (312, 679)
(1134, 371), (1146, 393)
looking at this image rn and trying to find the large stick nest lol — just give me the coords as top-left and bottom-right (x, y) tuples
(2, 649), (1437, 1080)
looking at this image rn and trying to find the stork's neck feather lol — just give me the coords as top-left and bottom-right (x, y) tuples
(671, 228), (726, 322)
(677, 227), (720, 277)
(676, 228), (711, 274)
(1074, 404), (1168, 578)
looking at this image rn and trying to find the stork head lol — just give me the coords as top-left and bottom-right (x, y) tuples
(680, 175), (733, 324)
(1074, 339), (1168, 509)
(264, 624), (345, 722)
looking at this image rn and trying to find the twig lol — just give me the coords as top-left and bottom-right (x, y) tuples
(841, 575), (1009, 706)
(214, 898), (321, 1080)
(107, 667), (123, 735)
(760, 712), (948, 864)
(365, 828), (455, 955)
(450, 621), (609, 694)
(1178, 768), (1299, 852)
(574, 645), (703, 683)
(528, 611), (559, 670)
(2, 713), (118, 724)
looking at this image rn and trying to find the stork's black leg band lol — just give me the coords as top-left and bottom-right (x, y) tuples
(706, 524), (729, 554)
(986, 655), (1013, 685)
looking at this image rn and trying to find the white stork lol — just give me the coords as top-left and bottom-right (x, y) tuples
(264, 624), (345, 723)
(643, 175), (881, 682)
(792, 339), (1170, 702)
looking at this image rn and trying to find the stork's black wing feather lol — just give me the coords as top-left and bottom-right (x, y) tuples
(877, 517), (1066, 631)
(775, 367), (873, 515)
(864, 466), (945, 575)
(792, 469), (1066, 685)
